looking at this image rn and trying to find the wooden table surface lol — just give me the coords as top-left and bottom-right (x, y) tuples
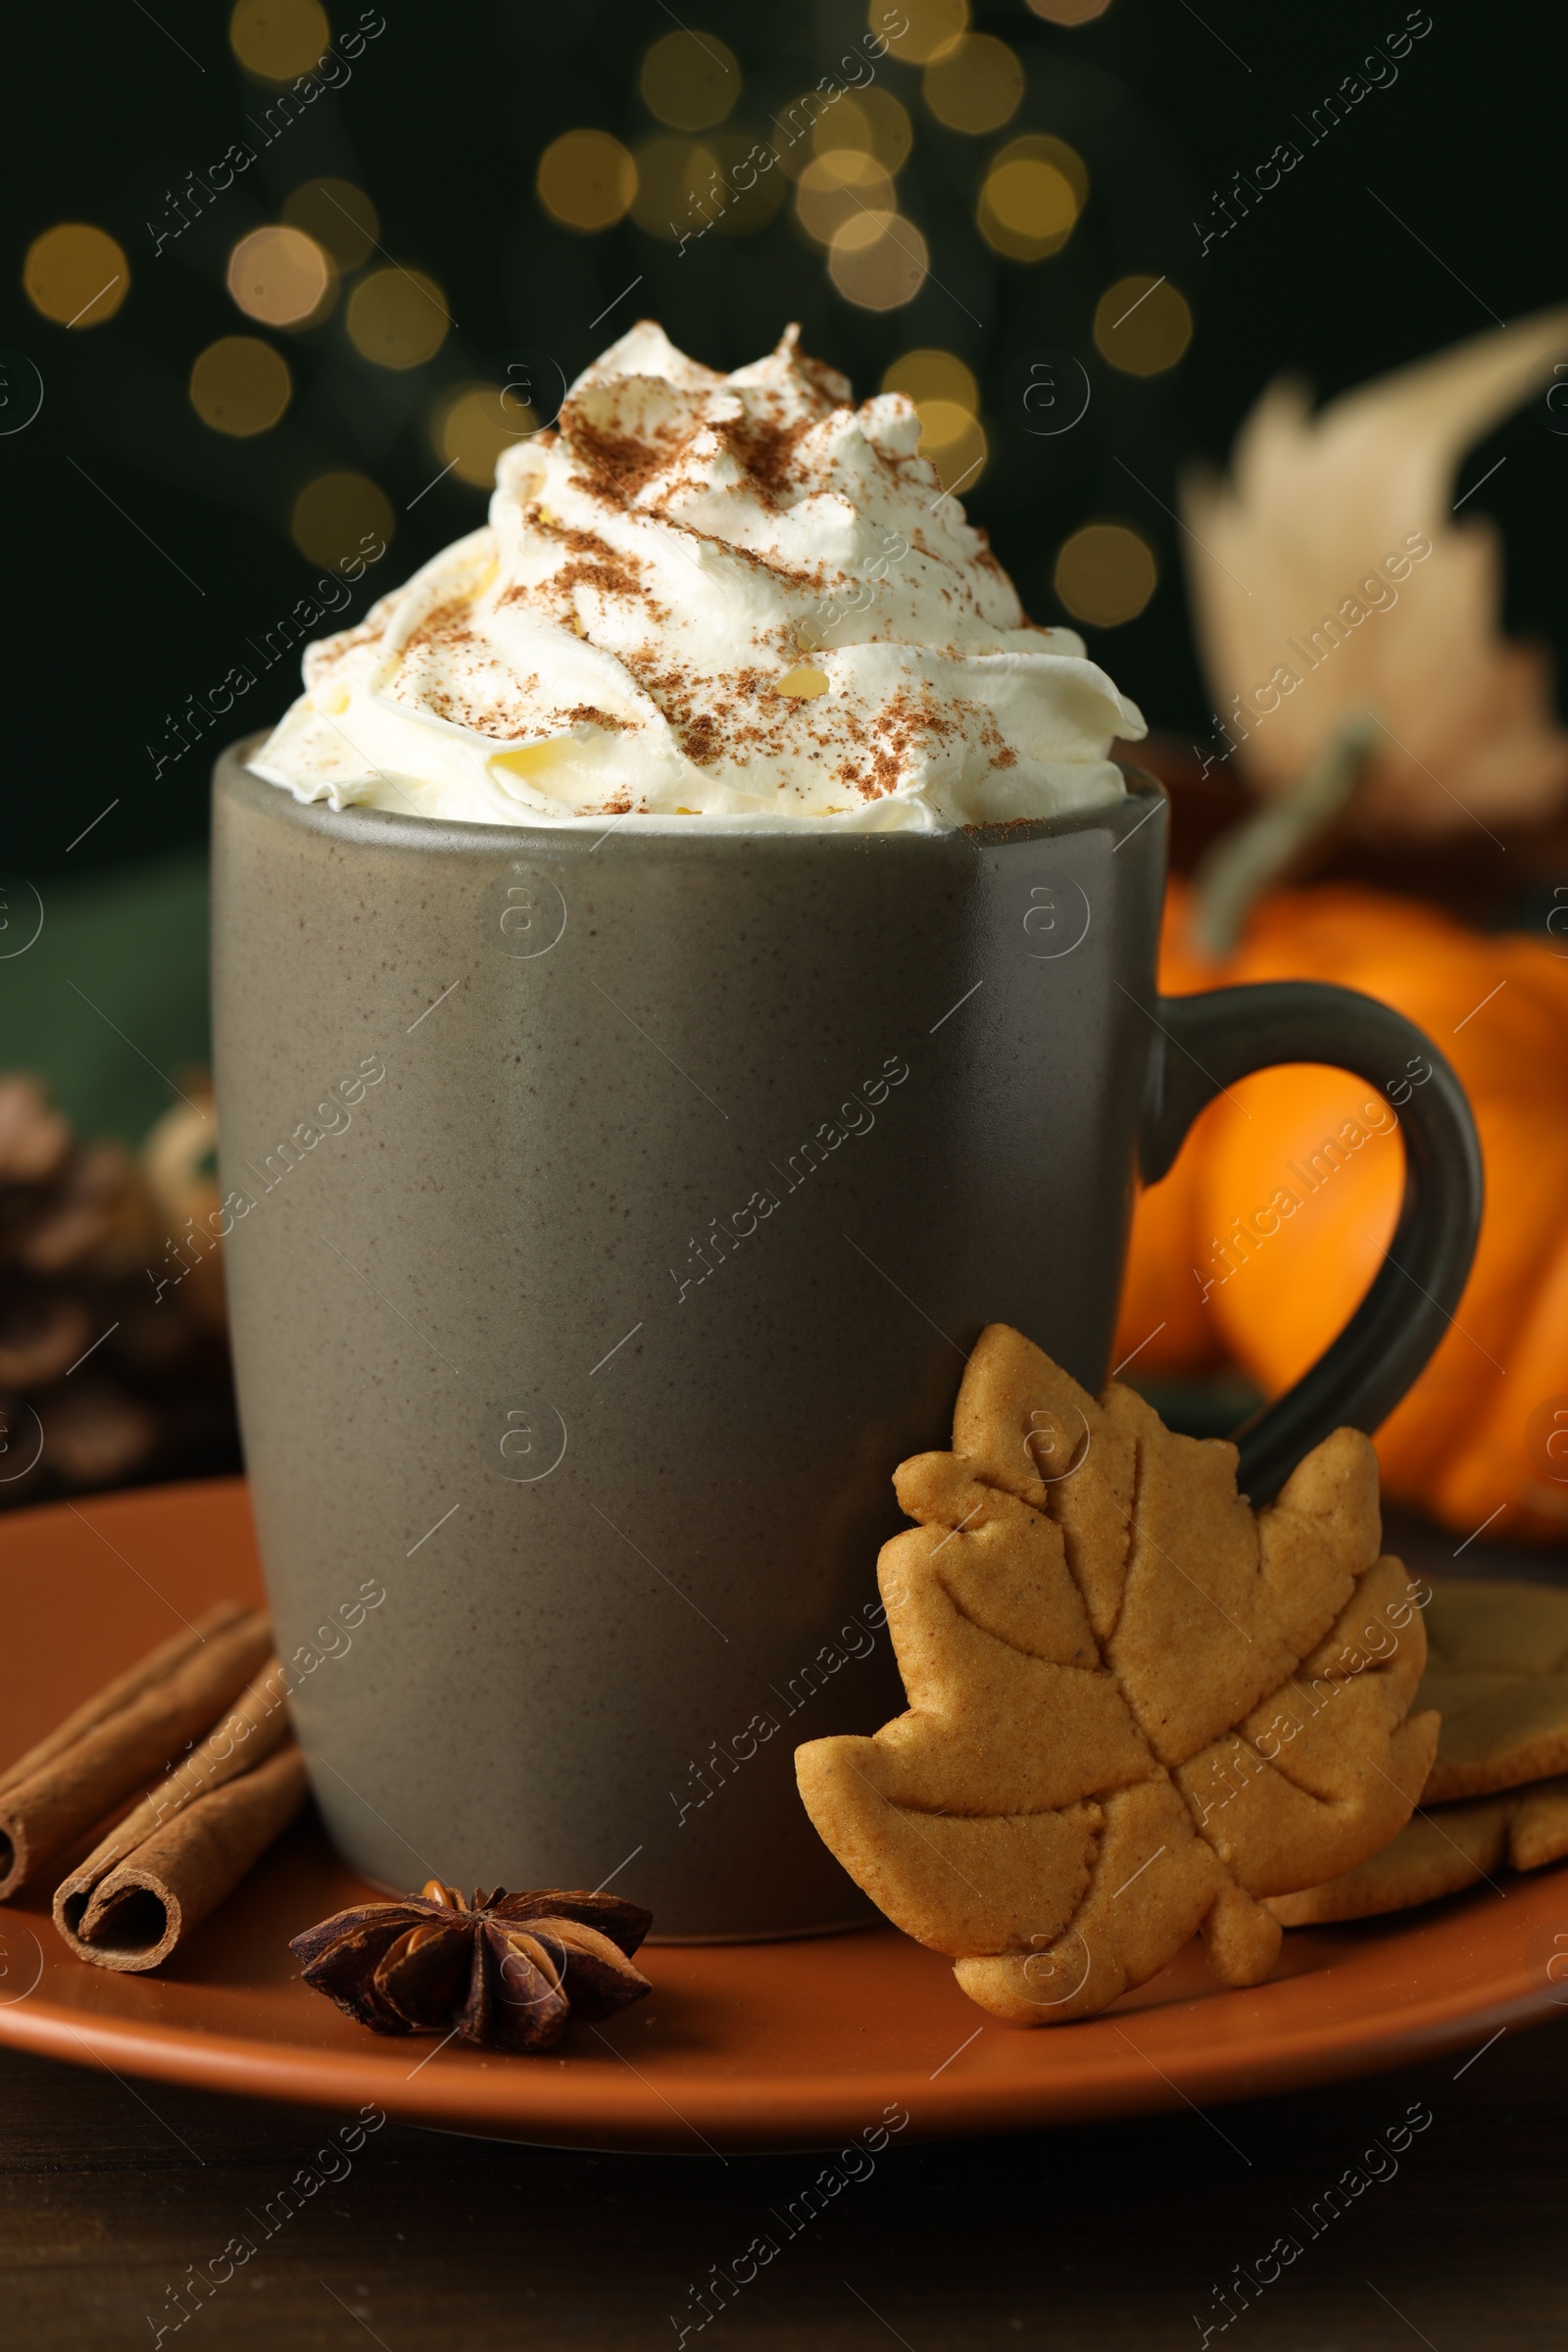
(3, 2007), (1565, 2350)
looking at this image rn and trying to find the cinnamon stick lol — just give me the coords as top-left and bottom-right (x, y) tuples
(0, 1601), (249, 1799)
(53, 1742), (308, 1972)
(0, 1608), (270, 1898)
(52, 1652), (295, 1899)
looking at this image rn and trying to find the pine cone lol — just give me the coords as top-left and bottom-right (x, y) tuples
(0, 1075), (240, 1511)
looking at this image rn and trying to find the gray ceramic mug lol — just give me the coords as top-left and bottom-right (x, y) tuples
(211, 743), (1480, 1937)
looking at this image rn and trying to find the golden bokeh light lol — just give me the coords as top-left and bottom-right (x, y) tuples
(881, 353), (986, 490)
(1023, 134), (1089, 210)
(537, 129), (638, 232)
(229, 0), (328, 81)
(292, 470), (394, 570)
(977, 135), (1088, 260)
(1094, 273), (1194, 374)
(979, 160), (1074, 257)
(775, 663), (831, 699)
(877, 0), (968, 65)
(881, 347), (979, 413)
(436, 384), (539, 488)
(226, 225), (332, 327)
(1027, 0), (1113, 22)
(630, 134), (783, 242)
(283, 180), (379, 270)
(631, 139), (720, 240)
(705, 135), (789, 237)
(189, 335), (292, 437)
(922, 33), (1024, 133)
(774, 95), (842, 177)
(1054, 523), (1156, 626)
(816, 88), (913, 175)
(796, 151), (896, 247)
(913, 398), (976, 449)
(345, 267), (448, 369)
(917, 402), (988, 492)
(23, 223), (128, 328)
(828, 213), (930, 312)
(639, 29), (740, 130)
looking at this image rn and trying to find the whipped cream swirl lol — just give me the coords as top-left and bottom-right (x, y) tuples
(251, 321), (1146, 830)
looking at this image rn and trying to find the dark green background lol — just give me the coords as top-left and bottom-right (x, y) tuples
(3, 0), (1563, 1136)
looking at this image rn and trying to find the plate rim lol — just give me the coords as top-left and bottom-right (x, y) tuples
(2, 1888), (1563, 2149)
(3, 1476), (1566, 2150)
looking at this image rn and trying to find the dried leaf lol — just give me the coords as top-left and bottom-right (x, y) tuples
(1182, 309), (1568, 837)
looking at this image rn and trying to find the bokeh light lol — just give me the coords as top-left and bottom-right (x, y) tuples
(1027, 0), (1113, 21)
(977, 135), (1087, 260)
(774, 101), (822, 180)
(705, 136), (789, 236)
(922, 34), (1024, 133)
(22, 223), (128, 327)
(436, 384), (539, 487)
(918, 403), (988, 492)
(639, 135), (788, 241)
(882, 356), (985, 491)
(228, 0), (328, 80)
(537, 130), (638, 232)
(631, 139), (721, 240)
(881, 348), (979, 412)
(226, 225), (332, 327)
(292, 471), (394, 570)
(878, 0), (968, 65)
(345, 267), (448, 369)
(796, 152), (897, 247)
(828, 213), (930, 311)
(639, 29), (740, 130)
(818, 89), (912, 175)
(1054, 523), (1157, 625)
(189, 335), (292, 437)
(773, 97), (837, 178)
(1093, 274), (1194, 374)
(283, 180), (379, 270)
(775, 663), (830, 698)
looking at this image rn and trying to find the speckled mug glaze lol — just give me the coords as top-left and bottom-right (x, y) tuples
(211, 742), (1479, 1937)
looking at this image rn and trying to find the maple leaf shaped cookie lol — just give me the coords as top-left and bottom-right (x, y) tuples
(795, 1326), (1439, 2025)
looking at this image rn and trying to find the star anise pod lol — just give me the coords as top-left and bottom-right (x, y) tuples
(289, 1882), (654, 2053)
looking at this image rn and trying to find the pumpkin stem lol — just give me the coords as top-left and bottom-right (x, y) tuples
(1188, 710), (1381, 960)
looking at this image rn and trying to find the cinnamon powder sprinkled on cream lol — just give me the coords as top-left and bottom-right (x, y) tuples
(252, 320), (1145, 828)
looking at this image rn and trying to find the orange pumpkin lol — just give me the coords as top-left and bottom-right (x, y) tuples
(1114, 878), (1568, 1542)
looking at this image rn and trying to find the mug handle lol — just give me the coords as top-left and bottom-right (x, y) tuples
(1139, 978), (1484, 1501)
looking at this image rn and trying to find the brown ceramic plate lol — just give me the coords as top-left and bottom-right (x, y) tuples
(2, 1480), (1564, 2150)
